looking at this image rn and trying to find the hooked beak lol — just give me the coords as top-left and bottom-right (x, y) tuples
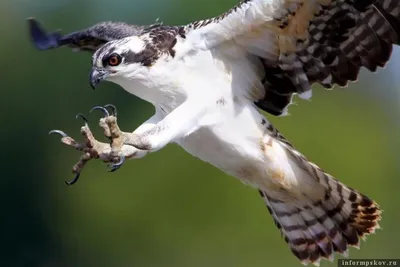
(89, 68), (108, 90)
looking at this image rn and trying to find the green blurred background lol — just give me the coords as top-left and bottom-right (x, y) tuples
(2, 0), (400, 266)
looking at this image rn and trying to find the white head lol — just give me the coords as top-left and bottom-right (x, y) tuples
(89, 33), (178, 90)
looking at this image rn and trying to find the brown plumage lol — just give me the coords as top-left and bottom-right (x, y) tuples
(255, 0), (400, 116)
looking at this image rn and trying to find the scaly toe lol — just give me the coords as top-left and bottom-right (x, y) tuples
(65, 153), (92, 185)
(49, 129), (80, 147)
(99, 118), (112, 138)
(105, 115), (117, 124)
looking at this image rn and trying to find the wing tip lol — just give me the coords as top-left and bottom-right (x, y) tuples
(28, 17), (62, 51)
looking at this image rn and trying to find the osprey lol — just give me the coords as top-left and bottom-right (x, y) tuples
(29, 0), (398, 265)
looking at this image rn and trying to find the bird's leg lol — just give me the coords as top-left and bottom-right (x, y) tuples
(48, 108), (140, 185)
(49, 102), (201, 185)
(90, 105), (127, 172)
(121, 100), (205, 152)
(90, 104), (153, 169)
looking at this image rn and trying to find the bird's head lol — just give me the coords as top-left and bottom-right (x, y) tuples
(90, 36), (159, 89)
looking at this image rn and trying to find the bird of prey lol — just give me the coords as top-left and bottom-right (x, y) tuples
(28, 0), (399, 265)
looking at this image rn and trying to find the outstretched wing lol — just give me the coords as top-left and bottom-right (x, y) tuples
(28, 18), (160, 53)
(186, 0), (400, 116)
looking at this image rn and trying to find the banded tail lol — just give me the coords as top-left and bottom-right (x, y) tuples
(259, 171), (381, 266)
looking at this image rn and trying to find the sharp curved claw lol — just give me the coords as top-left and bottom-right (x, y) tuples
(107, 154), (125, 172)
(90, 106), (109, 117)
(65, 173), (80, 186)
(104, 104), (117, 117)
(49, 129), (68, 137)
(75, 113), (89, 125)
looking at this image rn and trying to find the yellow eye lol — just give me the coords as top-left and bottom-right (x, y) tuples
(107, 54), (122, 66)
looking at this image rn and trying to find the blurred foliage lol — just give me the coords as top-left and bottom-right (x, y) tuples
(1, 0), (399, 266)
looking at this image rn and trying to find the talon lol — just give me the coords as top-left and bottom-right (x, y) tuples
(75, 113), (89, 125)
(104, 104), (117, 116)
(107, 154), (125, 172)
(65, 173), (80, 186)
(49, 129), (68, 137)
(90, 106), (109, 117)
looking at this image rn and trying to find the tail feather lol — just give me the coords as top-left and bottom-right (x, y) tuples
(259, 172), (381, 265)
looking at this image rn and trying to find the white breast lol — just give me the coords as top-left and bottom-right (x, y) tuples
(176, 100), (267, 179)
